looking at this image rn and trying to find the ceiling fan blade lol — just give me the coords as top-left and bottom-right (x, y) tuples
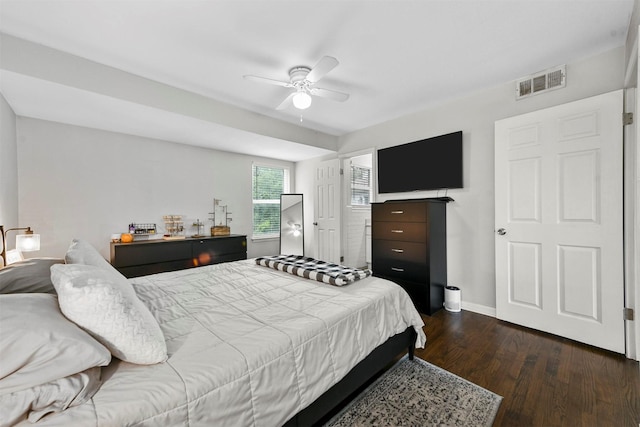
(305, 56), (339, 83)
(310, 87), (350, 102)
(276, 92), (295, 110)
(244, 75), (293, 88)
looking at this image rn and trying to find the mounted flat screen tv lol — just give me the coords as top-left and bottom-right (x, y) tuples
(377, 131), (463, 193)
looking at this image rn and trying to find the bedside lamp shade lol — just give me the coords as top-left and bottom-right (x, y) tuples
(0, 225), (41, 267)
(16, 233), (40, 252)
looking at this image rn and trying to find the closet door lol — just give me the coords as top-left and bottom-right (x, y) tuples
(495, 90), (624, 353)
(314, 159), (341, 263)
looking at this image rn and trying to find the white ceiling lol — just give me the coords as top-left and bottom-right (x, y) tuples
(0, 0), (634, 161)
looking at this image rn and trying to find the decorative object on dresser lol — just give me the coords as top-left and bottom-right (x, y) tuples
(371, 198), (450, 315)
(127, 223), (157, 240)
(191, 219), (205, 237)
(110, 235), (247, 278)
(209, 198), (232, 236)
(162, 215), (185, 239)
(0, 225), (41, 267)
(211, 226), (230, 236)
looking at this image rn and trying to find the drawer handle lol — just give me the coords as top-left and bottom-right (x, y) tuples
(391, 229), (404, 233)
(391, 248), (404, 253)
(390, 210), (404, 214)
(391, 267), (405, 272)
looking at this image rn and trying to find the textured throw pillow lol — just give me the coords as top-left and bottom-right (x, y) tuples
(0, 294), (111, 395)
(0, 258), (65, 294)
(64, 238), (125, 281)
(51, 264), (167, 365)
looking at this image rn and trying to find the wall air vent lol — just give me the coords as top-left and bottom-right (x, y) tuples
(516, 65), (566, 100)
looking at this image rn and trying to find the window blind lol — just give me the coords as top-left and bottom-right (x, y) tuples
(252, 164), (288, 238)
(351, 165), (371, 206)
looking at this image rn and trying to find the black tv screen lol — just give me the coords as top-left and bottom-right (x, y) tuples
(377, 131), (463, 193)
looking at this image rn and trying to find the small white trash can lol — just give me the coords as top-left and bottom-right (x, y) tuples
(444, 286), (461, 312)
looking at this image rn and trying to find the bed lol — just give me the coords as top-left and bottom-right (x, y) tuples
(0, 239), (426, 426)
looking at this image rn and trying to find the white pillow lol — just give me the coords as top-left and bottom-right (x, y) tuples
(51, 264), (167, 365)
(0, 294), (111, 395)
(0, 258), (65, 294)
(64, 238), (125, 281)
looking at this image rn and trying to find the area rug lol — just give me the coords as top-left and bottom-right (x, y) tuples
(324, 355), (502, 426)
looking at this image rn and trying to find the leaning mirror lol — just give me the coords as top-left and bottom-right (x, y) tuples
(280, 194), (304, 256)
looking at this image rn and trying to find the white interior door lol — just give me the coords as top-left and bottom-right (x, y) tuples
(314, 159), (341, 263)
(495, 90), (625, 353)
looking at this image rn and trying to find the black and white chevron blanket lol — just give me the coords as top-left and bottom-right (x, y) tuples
(255, 255), (371, 286)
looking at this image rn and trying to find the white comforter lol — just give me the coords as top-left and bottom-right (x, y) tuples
(35, 259), (426, 426)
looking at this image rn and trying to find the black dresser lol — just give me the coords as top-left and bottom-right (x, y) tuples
(371, 199), (447, 315)
(110, 235), (247, 278)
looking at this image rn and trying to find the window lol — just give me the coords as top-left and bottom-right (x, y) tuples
(252, 163), (290, 239)
(350, 164), (371, 206)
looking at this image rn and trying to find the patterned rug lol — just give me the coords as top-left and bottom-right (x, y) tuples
(324, 355), (502, 426)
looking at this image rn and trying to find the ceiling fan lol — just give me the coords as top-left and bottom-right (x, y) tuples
(244, 56), (350, 111)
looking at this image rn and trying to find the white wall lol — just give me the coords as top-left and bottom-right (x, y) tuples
(297, 47), (627, 311)
(345, 208), (370, 268)
(343, 153), (373, 268)
(0, 94), (18, 262)
(16, 118), (293, 260)
(633, 18), (640, 361)
(636, 80), (640, 360)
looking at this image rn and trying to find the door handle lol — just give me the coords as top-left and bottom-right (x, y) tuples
(497, 228), (507, 236)
(313, 222), (318, 226)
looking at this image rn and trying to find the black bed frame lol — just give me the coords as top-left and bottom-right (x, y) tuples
(283, 327), (417, 426)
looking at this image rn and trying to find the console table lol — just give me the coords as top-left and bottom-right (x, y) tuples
(110, 235), (247, 278)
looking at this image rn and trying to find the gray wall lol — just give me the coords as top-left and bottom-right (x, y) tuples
(15, 118), (294, 260)
(0, 93), (18, 263)
(297, 46), (627, 313)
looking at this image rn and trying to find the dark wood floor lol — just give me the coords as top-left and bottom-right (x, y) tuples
(414, 309), (640, 427)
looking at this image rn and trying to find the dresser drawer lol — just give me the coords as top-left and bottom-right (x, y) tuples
(192, 236), (247, 266)
(111, 235), (248, 277)
(192, 236), (246, 257)
(372, 221), (427, 243)
(117, 260), (193, 278)
(372, 202), (427, 222)
(371, 240), (426, 263)
(112, 241), (192, 268)
(372, 258), (427, 282)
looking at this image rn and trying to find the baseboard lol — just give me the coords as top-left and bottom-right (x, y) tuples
(461, 301), (496, 318)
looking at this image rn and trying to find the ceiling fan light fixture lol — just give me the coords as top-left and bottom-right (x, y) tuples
(292, 90), (312, 110)
(246, 56), (347, 111)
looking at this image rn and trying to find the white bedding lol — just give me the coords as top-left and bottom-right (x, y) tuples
(30, 259), (426, 426)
